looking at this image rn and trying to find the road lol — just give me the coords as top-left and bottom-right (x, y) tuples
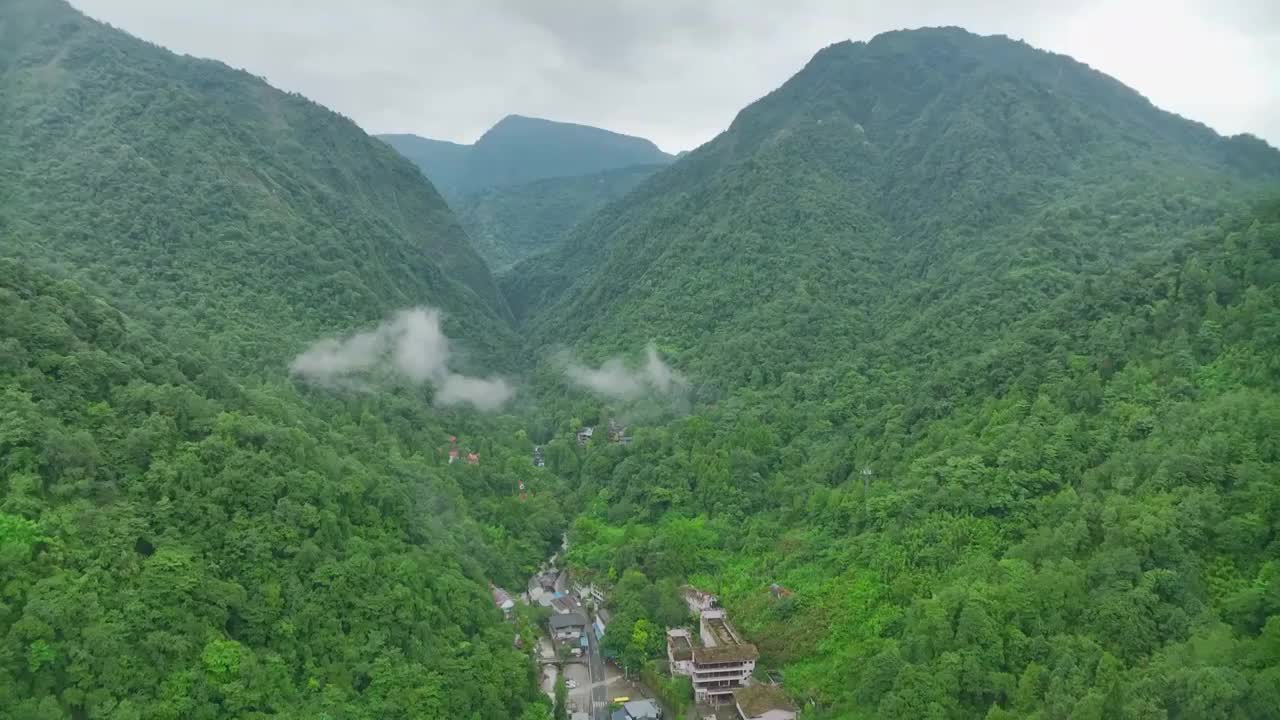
(586, 626), (608, 720)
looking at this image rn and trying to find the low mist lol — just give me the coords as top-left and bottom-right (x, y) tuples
(290, 308), (514, 411)
(563, 344), (687, 401)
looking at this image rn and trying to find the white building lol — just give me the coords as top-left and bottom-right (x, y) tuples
(668, 610), (759, 704)
(667, 628), (695, 676)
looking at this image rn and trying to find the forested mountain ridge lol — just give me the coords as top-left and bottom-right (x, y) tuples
(379, 114), (673, 197)
(504, 26), (1280, 720)
(5, 3), (1280, 718)
(0, 260), (565, 719)
(507, 28), (1280, 375)
(560, 198), (1280, 719)
(456, 163), (667, 271)
(1, 1), (562, 718)
(0, 0), (518, 374)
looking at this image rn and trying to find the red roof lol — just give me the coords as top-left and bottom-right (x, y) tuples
(467, 453), (479, 464)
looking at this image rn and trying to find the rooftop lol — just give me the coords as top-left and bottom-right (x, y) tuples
(734, 685), (797, 717)
(668, 629), (693, 661)
(623, 699), (662, 720)
(549, 612), (589, 629)
(704, 615), (742, 646)
(693, 642), (759, 664)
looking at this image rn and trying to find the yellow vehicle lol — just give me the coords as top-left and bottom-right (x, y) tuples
(611, 697), (630, 703)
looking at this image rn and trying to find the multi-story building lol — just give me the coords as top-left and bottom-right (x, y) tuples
(667, 609), (758, 704)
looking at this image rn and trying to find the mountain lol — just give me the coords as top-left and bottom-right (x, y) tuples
(380, 115), (673, 197)
(565, 199), (1280, 719)
(456, 163), (667, 271)
(509, 28), (1280, 379)
(0, 2), (558, 718)
(0, 259), (559, 720)
(509, 27), (1280, 719)
(1, 0), (518, 373)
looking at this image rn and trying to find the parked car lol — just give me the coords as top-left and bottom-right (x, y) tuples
(565, 679), (578, 689)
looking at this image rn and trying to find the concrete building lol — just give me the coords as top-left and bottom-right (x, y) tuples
(696, 610), (758, 703)
(667, 628), (695, 676)
(549, 612), (589, 643)
(573, 579), (607, 606)
(681, 585), (720, 615)
(577, 426), (594, 446)
(691, 642), (758, 704)
(733, 685), (797, 720)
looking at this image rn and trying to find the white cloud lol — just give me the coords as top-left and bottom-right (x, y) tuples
(290, 308), (514, 410)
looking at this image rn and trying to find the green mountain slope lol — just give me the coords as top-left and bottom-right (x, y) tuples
(0, 260), (564, 719)
(380, 115), (672, 197)
(456, 163), (667, 271)
(0, 0), (517, 373)
(509, 29), (1280, 376)
(503, 27), (1280, 720)
(564, 199), (1280, 719)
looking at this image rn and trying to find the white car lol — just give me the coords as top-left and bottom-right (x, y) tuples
(565, 679), (578, 689)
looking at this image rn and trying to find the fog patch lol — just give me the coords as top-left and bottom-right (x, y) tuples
(291, 307), (514, 411)
(563, 344), (686, 401)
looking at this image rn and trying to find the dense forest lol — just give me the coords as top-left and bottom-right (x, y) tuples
(0, 0), (518, 373)
(453, 164), (667, 271)
(550, 200), (1280, 718)
(510, 27), (1280, 720)
(3, 2), (1280, 719)
(1, 2), (557, 718)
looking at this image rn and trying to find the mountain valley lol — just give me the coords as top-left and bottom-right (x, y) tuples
(3, 3), (1280, 719)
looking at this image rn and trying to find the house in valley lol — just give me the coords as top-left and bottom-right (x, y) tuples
(549, 611), (589, 644)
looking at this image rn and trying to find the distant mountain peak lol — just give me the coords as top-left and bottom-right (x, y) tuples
(381, 115), (672, 196)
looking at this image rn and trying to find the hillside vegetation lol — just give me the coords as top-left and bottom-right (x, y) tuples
(509, 28), (1280, 720)
(456, 163), (666, 271)
(0, 260), (566, 719)
(560, 199), (1280, 718)
(5, 4), (1280, 719)
(0, 2), (557, 718)
(0, 0), (518, 374)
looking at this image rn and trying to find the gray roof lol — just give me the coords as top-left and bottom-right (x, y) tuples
(549, 612), (589, 629)
(623, 699), (662, 719)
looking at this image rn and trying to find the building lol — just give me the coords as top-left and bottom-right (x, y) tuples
(532, 446), (545, 467)
(681, 585), (720, 615)
(667, 628), (695, 675)
(491, 585), (515, 618)
(550, 592), (583, 615)
(691, 642), (758, 704)
(594, 608), (612, 639)
(669, 609), (758, 704)
(608, 420), (630, 444)
(611, 698), (662, 720)
(573, 579), (607, 606)
(577, 426), (594, 446)
(466, 452), (479, 465)
(733, 685), (797, 720)
(549, 611), (589, 643)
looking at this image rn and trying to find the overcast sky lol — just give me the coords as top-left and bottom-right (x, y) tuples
(72, 0), (1279, 153)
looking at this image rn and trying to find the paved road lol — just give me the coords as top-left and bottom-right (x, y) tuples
(587, 628), (608, 720)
